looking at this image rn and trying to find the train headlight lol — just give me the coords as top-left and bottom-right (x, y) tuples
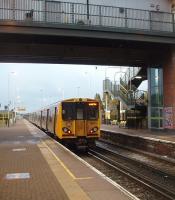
(93, 127), (98, 132)
(89, 127), (98, 134)
(62, 127), (72, 134)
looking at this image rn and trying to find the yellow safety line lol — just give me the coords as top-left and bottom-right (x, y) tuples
(42, 140), (76, 179)
(41, 140), (93, 180)
(75, 177), (93, 180)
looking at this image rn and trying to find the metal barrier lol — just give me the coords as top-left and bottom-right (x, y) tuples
(0, 111), (16, 127)
(0, 113), (8, 127)
(0, 1), (174, 33)
(103, 77), (147, 107)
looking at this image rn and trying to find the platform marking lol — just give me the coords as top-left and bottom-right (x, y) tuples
(5, 173), (30, 180)
(53, 139), (140, 200)
(12, 148), (26, 152)
(25, 120), (139, 199)
(41, 140), (93, 180)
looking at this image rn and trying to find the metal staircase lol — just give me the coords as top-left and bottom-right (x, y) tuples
(103, 67), (147, 109)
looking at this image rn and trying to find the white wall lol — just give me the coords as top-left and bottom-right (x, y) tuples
(63, 0), (171, 12)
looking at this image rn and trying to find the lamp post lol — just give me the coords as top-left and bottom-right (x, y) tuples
(8, 71), (16, 127)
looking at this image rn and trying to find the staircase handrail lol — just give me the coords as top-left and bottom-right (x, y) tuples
(120, 67), (141, 87)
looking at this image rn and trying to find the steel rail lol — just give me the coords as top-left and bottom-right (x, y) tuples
(88, 148), (175, 200)
(96, 140), (175, 179)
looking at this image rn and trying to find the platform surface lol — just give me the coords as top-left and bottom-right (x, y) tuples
(101, 124), (175, 144)
(0, 120), (137, 200)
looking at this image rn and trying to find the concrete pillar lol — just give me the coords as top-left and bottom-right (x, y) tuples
(163, 47), (175, 129)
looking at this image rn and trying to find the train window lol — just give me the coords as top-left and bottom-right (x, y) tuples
(62, 102), (75, 120)
(86, 103), (99, 120)
(62, 102), (98, 120)
(76, 108), (84, 120)
(75, 102), (85, 120)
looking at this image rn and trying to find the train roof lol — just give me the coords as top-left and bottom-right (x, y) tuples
(62, 98), (99, 102)
(29, 98), (99, 113)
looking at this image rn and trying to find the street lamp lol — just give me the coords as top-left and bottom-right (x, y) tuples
(7, 71), (17, 127)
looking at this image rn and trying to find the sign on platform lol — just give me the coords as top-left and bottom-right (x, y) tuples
(17, 107), (26, 112)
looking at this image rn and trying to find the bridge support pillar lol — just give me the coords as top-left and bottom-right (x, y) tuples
(163, 47), (175, 129)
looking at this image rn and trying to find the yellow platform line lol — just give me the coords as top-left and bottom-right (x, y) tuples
(41, 140), (93, 180)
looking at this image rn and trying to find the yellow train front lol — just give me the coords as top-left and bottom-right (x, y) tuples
(55, 98), (100, 149)
(29, 98), (100, 149)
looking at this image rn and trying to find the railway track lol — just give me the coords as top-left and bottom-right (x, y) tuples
(81, 146), (175, 200)
(96, 140), (175, 179)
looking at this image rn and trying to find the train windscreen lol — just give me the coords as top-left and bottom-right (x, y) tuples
(62, 102), (75, 120)
(62, 102), (98, 120)
(86, 102), (99, 120)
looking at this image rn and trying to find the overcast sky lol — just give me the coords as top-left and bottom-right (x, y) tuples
(0, 63), (147, 112)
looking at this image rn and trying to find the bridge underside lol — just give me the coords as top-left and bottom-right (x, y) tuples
(0, 23), (170, 66)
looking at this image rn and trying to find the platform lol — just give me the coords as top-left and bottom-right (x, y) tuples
(101, 124), (175, 143)
(101, 124), (175, 161)
(0, 120), (137, 200)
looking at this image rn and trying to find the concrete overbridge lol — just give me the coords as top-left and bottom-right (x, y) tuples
(0, 0), (174, 66)
(0, 18), (173, 66)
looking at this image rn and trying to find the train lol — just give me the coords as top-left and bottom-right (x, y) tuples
(27, 98), (100, 149)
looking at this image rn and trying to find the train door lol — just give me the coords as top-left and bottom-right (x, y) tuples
(46, 109), (49, 131)
(53, 107), (57, 134)
(75, 103), (85, 137)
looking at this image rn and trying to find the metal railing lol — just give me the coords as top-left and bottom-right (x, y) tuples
(120, 67), (141, 90)
(0, 1), (174, 33)
(103, 77), (147, 107)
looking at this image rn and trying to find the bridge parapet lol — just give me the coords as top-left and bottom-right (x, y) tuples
(0, 1), (174, 34)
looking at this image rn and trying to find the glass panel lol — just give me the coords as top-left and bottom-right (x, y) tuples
(86, 103), (99, 120)
(151, 108), (159, 117)
(151, 119), (159, 128)
(148, 67), (163, 129)
(62, 102), (75, 120)
(62, 102), (99, 121)
(159, 108), (163, 117)
(160, 119), (163, 128)
(76, 108), (84, 120)
(75, 102), (85, 120)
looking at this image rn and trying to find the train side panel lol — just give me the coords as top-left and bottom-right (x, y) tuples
(47, 106), (57, 134)
(41, 109), (46, 130)
(55, 103), (76, 139)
